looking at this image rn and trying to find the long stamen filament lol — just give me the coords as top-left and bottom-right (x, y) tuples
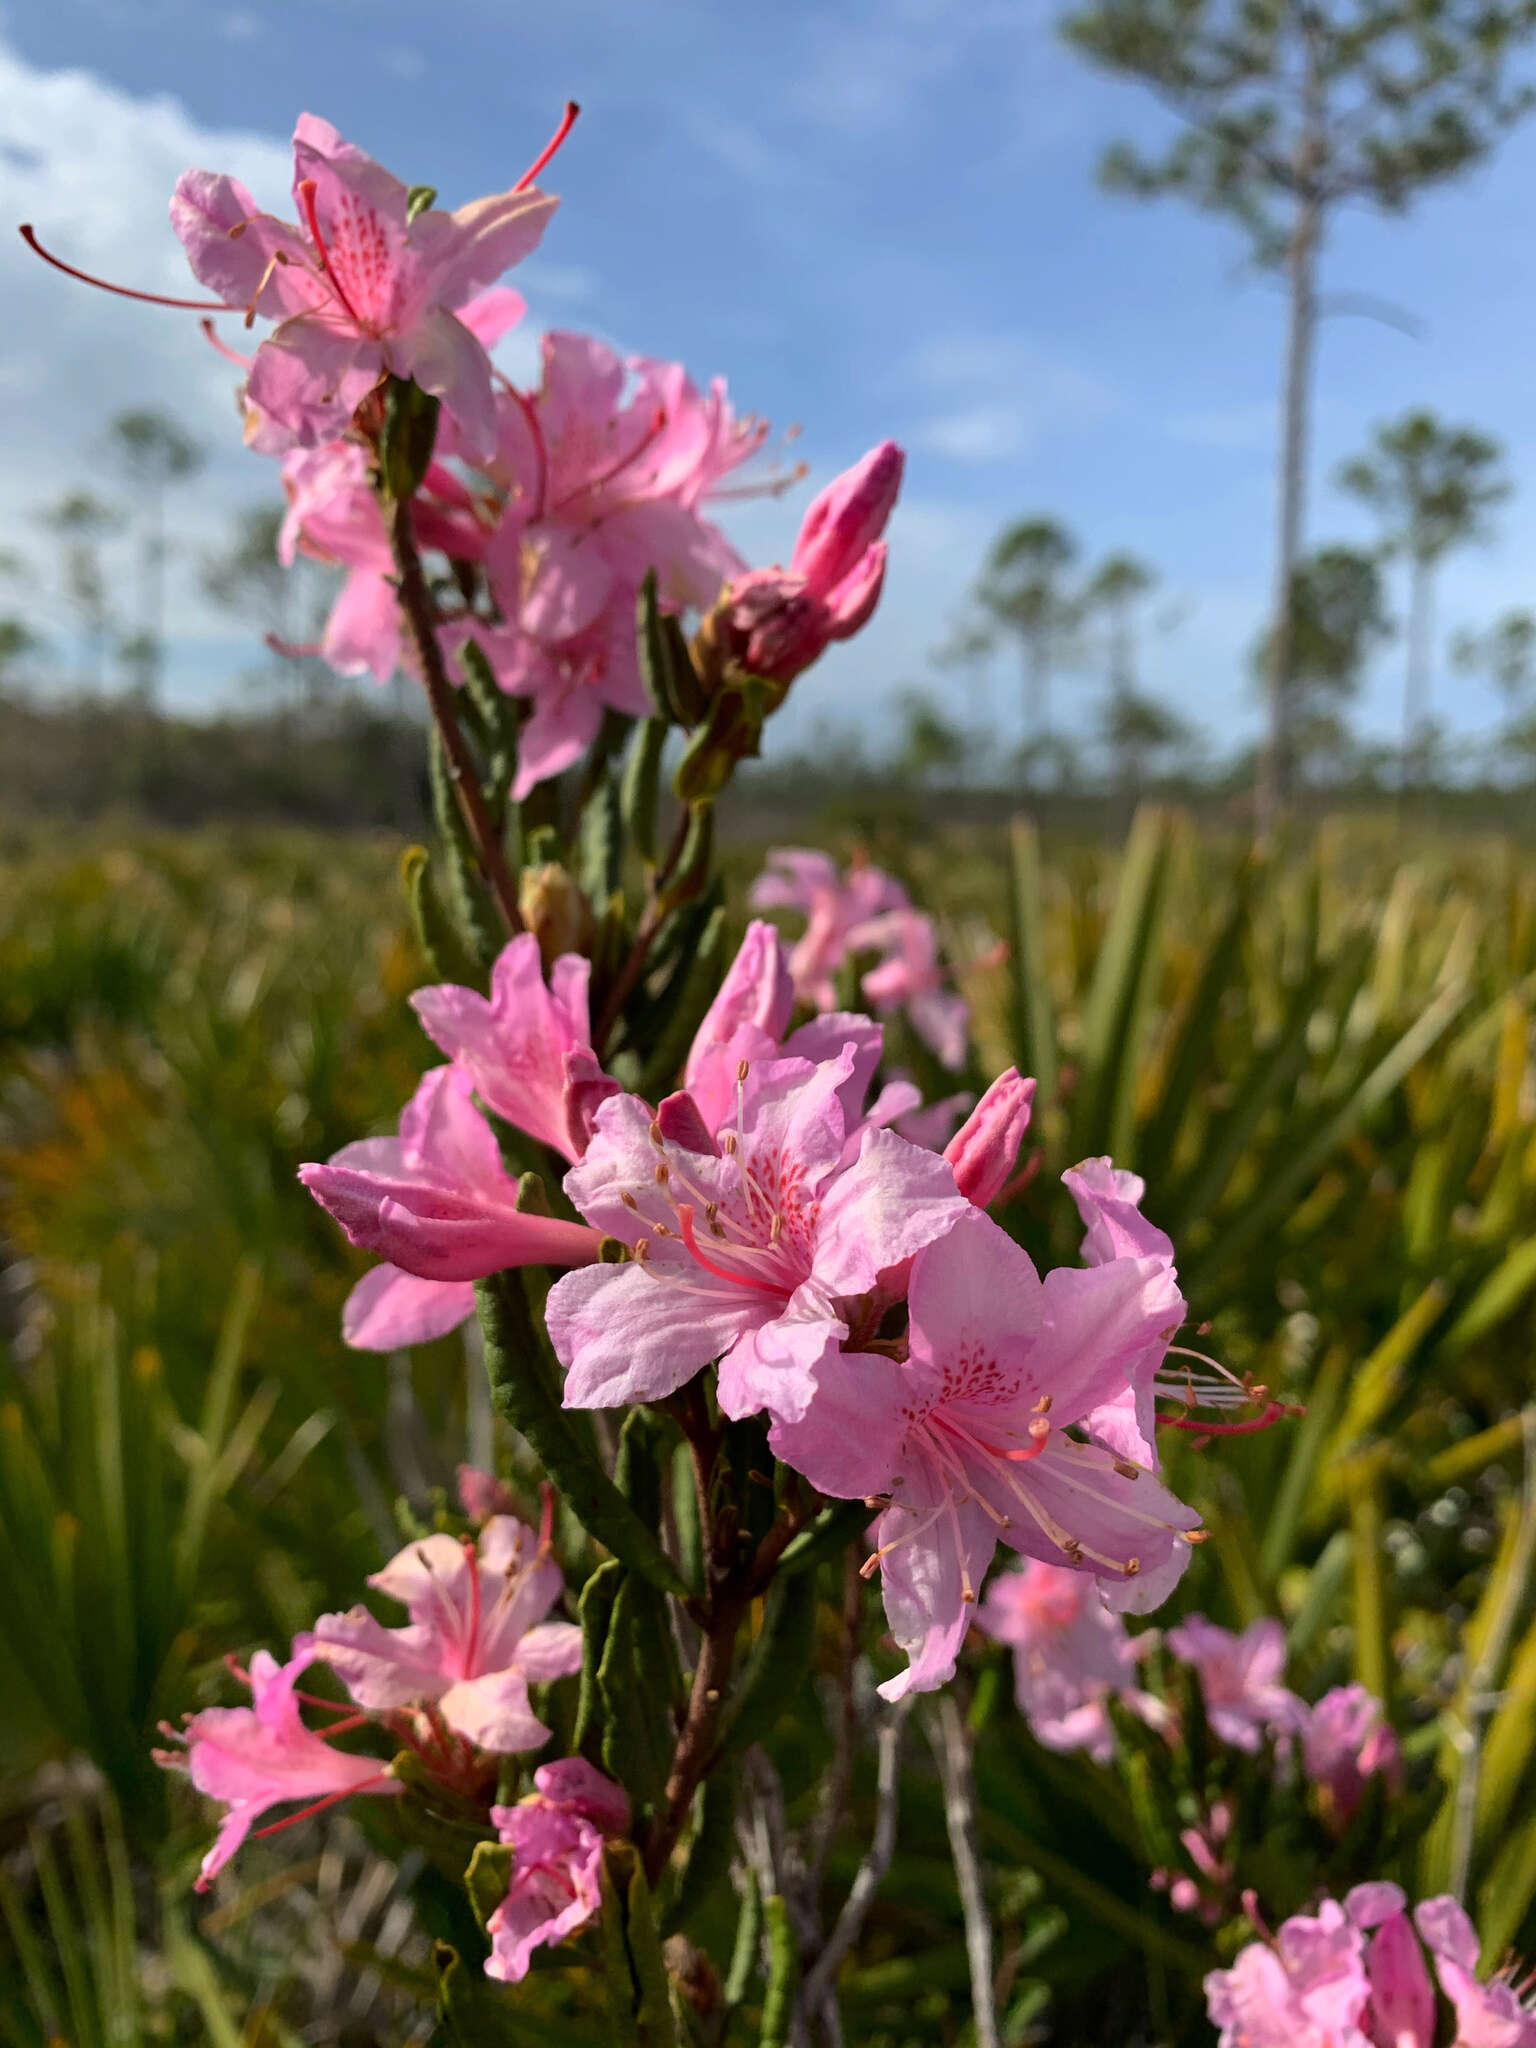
(514, 101), (581, 192)
(19, 225), (233, 311)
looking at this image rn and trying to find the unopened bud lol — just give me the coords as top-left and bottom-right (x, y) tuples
(944, 1068), (1036, 1208)
(791, 441), (905, 602)
(518, 861), (594, 968)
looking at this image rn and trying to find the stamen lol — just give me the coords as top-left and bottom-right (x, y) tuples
(19, 225), (233, 311)
(247, 1774), (392, 1844)
(201, 317), (254, 367)
(514, 100), (581, 192)
(676, 1204), (786, 1297)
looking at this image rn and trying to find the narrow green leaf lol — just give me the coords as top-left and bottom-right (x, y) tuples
(622, 717), (669, 868)
(475, 1272), (687, 1597)
(757, 1894), (799, 2048)
(1007, 816), (1058, 1115)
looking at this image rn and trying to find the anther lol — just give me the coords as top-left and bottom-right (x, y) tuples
(648, 1120), (665, 1148)
(621, 1190), (639, 1211)
(654, 1162), (670, 1185)
(1061, 1538), (1084, 1563)
(1033, 1394), (1052, 1413)
(723, 1133), (739, 1155)
(633, 1237), (651, 1262)
(737, 1058), (750, 1082)
(1114, 1458), (1140, 1479)
(1181, 1527), (1209, 1545)
(1124, 1557), (1141, 1577)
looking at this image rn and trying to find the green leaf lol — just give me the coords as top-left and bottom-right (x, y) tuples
(475, 1272), (687, 1596)
(1071, 805), (1173, 1163)
(380, 375), (441, 500)
(723, 1567), (817, 1755)
(757, 1893), (800, 2048)
(573, 1557), (624, 1759)
(598, 1842), (680, 2048)
(465, 1840), (513, 1936)
(578, 764), (623, 909)
(1007, 815), (1058, 1115)
(430, 726), (502, 972)
(599, 1572), (680, 1824)
(637, 570), (704, 726)
(665, 1768), (739, 1936)
(621, 717), (669, 867)
(401, 844), (484, 987)
(635, 895), (727, 1104)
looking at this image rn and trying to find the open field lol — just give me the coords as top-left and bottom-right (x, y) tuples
(3, 813), (1536, 2044)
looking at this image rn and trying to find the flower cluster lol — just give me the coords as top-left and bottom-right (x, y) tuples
(28, 113), (899, 801)
(750, 847), (972, 1069)
(156, 1483), (584, 1887)
(1207, 1885), (1536, 2048)
(302, 915), (1206, 1699)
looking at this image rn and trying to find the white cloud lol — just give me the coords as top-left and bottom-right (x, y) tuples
(905, 332), (1118, 464)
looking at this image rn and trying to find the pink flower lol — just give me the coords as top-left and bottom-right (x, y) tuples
(305, 1515), (582, 1754)
(1416, 1895), (1536, 2046)
(712, 442), (903, 687)
(769, 1206), (1201, 1700)
(1302, 1684), (1404, 1827)
(411, 933), (619, 1165)
(854, 905), (970, 1071)
(171, 114), (557, 457)
(546, 1047), (970, 1421)
(155, 1649), (398, 1891)
(486, 1759), (630, 1982)
(299, 1065), (603, 1283)
(339, 1264), (478, 1353)
(1208, 1887), (1536, 2048)
(279, 440), (488, 682)
(466, 331), (761, 795)
(1207, 1895), (1374, 2048)
(944, 1069), (1035, 1207)
(750, 849), (909, 1011)
(977, 1557), (1156, 1763)
(1165, 1615), (1306, 1753)
(457, 1466), (520, 1522)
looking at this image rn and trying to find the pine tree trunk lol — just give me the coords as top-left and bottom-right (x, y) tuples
(1404, 553), (1433, 788)
(1258, 196), (1320, 835)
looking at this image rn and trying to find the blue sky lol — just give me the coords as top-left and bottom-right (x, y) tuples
(3, 0), (1536, 759)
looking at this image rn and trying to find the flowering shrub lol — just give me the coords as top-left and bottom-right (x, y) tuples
(22, 98), (1530, 2048)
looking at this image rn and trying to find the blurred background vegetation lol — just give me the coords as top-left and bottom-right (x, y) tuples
(5, 810), (1536, 2041)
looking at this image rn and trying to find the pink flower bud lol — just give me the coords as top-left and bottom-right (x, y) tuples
(728, 569), (833, 685)
(944, 1069), (1035, 1207)
(791, 441), (904, 603)
(822, 539), (888, 640)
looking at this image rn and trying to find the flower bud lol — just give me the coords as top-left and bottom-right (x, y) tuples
(791, 441), (904, 602)
(518, 862), (594, 968)
(944, 1068), (1035, 1207)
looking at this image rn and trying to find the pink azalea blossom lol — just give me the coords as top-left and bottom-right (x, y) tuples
(1208, 1886), (1536, 2048)
(486, 1759), (630, 1983)
(410, 933), (619, 1165)
(1302, 1684), (1404, 1827)
(340, 1264), (478, 1353)
(305, 1515), (581, 1753)
(546, 1046), (970, 1421)
(977, 1557), (1156, 1763)
(171, 114), (557, 457)
(278, 440), (487, 682)
(1416, 1894), (1536, 2046)
(299, 1065), (603, 1283)
(854, 905), (970, 1071)
(1165, 1615), (1306, 1753)
(943, 1068), (1035, 1207)
(155, 1649), (398, 1890)
(712, 442), (903, 686)
(769, 1206), (1201, 1700)
(464, 331), (760, 796)
(893, 1088), (975, 1153)
(750, 849), (910, 1012)
(457, 1465), (520, 1523)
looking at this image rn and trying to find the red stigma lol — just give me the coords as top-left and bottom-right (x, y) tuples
(19, 224), (232, 312)
(295, 179), (364, 326)
(515, 101), (580, 192)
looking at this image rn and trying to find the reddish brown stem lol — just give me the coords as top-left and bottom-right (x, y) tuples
(642, 1486), (815, 1883)
(383, 493), (523, 937)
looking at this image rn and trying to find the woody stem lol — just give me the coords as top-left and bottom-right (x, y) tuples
(384, 492), (523, 937)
